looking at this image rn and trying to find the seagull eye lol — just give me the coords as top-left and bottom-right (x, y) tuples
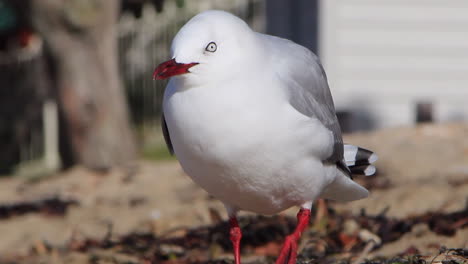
(205, 42), (217, 52)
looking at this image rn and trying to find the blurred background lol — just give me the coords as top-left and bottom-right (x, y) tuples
(0, 0), (466, 263)
(2, 0), (468, 175)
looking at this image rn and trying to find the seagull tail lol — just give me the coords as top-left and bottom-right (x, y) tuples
(321, 172), (369, 202)
(344, 144), (378, 176)
(320, 145), (378, 202)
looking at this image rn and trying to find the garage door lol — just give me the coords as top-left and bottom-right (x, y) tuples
(319, 0), (468, 128)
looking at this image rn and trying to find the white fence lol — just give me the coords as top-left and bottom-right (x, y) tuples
(118, 0), (266, 130)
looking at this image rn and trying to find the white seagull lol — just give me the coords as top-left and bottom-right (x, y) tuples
(153, 10), (377, 264)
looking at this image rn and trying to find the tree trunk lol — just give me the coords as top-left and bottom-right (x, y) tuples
(31, 0), (137, 170)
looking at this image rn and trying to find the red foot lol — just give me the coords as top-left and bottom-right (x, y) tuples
(275, 208), (311, 264)
(229, 217), (242, 264)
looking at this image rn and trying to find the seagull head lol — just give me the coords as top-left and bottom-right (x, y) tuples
(153, 10), (261, 85)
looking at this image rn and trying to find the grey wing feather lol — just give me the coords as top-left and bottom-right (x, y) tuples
(264, 35), (343, 162)
(161, 111), (174, 155)
(292, 53), (344, 163)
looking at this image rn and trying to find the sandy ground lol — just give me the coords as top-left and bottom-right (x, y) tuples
(0, 123), (467, 260)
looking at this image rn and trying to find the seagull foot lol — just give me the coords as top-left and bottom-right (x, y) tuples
(275, 208), (311, 264)
(275, 234), (299, 264)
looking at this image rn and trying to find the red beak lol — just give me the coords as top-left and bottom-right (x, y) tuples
(153, 59), (198, 80)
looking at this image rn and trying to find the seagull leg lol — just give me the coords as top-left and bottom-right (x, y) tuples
(229, 216), (242, 264)
(225, 205), (242, 264)
(275, 205), (311, 264)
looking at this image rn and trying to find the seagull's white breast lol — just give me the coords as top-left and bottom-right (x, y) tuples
(163, 77), (336, 214)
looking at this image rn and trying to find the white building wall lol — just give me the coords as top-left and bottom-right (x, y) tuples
(319, 0), (468, 129)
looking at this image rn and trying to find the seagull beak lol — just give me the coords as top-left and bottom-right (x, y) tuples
(153, 58), (199, 80)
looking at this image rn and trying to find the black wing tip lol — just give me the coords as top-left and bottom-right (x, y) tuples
(161, 112), (175, 155)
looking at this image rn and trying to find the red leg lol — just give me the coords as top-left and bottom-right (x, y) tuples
(275, 208), (311, 264)
(229, 217), (242, 264)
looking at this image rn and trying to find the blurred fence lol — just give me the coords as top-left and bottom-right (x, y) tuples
(118, 0), (265, 136)
(2, 0), (265, 173)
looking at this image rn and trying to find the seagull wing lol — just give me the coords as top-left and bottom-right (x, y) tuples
(263, 35), (343, 163)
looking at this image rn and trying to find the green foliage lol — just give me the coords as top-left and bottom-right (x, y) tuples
(142, 142), (175, 161)
(175, 0), (185, 8)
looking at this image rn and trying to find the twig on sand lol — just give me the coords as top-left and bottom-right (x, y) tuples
(351, 240), (375, 264)
(352, 229), (382, 264)
(430, 246), (446, 264)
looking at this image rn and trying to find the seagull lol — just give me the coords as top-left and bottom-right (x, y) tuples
(153, 10), (377, 264)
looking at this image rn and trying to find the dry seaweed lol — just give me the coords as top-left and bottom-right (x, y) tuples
(0, 202), (466, 264)
(0, 196), (79, 220)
